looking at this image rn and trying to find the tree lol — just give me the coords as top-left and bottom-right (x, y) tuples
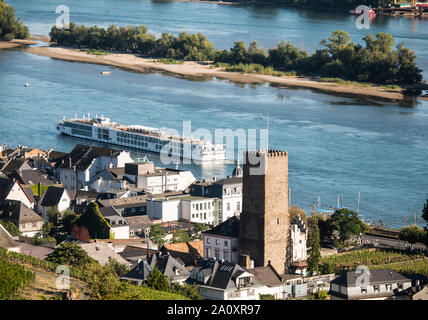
(76, 202), (110, 239)
(172, 230), (190, 243)
(46, 242), (93, 267)
(149, 224), (166, 247)
(268, 41), (307, 71)
(146, 267), (170, 291)
(327, 209), (369, 242)
(169, 281), (201, 300)
(399, 225), (426, 251)
(0, 0), (29, 40)
(71, 225), (91, 242)
(82, 262), (123, 299)
(307, 216), (321, 274)
(191, 223), (209, 240)
(106, 257), (130, 277)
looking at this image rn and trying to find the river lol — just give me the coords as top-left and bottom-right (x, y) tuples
(1, 0), (428, 227)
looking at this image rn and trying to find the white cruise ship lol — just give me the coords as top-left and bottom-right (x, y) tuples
(57, 116), (226, 162)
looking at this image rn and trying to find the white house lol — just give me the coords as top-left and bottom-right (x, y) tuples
(146, 195), (219, 224)
(124, 162), (196, 195)
(99, 206), (130, 239)
(187, 259), (264, 300)
(290, 215), (308, 275)
(36, 186), (72, 220)
(203, 216), (240, 263)
(0, 180), (35, 209)
(189, 171), (242, 224)
(329, 269), (412, 300)
(55, 144), (133, 190)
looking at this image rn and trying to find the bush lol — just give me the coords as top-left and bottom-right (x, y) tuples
(46, 242), (94, 267)
(0, 219), (21, 236)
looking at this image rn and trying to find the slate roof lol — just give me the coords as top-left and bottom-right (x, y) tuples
(78, 241), (131, 266)
(99, 206), (121, 218)
(214, 176), (243, 186)
(122, 252), (190, 282)
(1, 159), (32, 175)
(38, 186), (68, 207)
(248, 264), (283, 287)
(331, 269), (410, 287)
(2, 200), (44, 224)
(291, 215), (307, 233)
(56, 144), (122, 171)
(0, 223), (19, 250)
(203, 216), (240, 238)
(119, 245), (158, 261)
(208, 262), (258, 290)
(125, 215), (153, 228)
(12, 169), (55, 186)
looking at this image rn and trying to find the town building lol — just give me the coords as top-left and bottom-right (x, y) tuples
(36, 186), (73, 220)
(187, 259), (264, 300)
(290, 215), (308, 275)
(0, 179), (35, 209)
(121, 251), (190, 284)
(190, 161), (243, 224)
(124, 162), (196, 194)
(329, 269), (412, 300)
(125, 215), (153, 238)
(99, 206), (130, 239)
(146, 194), (219, 224)
(162, 240), (204, 267)
(54, 144), (133, 190)
(203, 216), (240, 263)
(1, 200), (44, 237)
(238, 150), (290, 274)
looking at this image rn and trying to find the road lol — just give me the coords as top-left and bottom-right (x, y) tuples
(360, 235), (427, 252)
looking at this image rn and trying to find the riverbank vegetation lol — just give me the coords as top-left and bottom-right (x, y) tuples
(318, 248), (426, 275)
(0, 0), (29, 40)
(50, 24), (423, 85)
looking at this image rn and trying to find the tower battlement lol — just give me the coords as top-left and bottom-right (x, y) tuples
(245, 150), (287, 158)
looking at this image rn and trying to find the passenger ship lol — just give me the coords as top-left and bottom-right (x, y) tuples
(57, 116), (226, 162)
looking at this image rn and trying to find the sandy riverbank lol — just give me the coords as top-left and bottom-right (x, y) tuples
(0, 39), (36, 49)
(25, 45), (408, 102)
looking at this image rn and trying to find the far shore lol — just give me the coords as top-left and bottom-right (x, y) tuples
(25, 45), (412, 102)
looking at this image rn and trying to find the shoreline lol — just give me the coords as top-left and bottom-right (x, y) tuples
(0, 39), (36, 49)
(25, 45), (409, 102)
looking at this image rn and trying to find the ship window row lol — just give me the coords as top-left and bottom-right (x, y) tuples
(71, 128), (92, 137)
(116, 132), (184, 147)
(64, 122), (92, 131)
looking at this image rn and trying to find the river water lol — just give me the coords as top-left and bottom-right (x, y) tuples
(1, 0), (428, 227)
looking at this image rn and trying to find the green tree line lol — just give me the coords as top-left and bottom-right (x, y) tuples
(50, 23), (215, 61)
(0, 0), (28, 40)
(50, 23), (422, 85)
(215, 30), (422, 84)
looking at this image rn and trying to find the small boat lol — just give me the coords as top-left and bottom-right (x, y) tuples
(101, 71), (111, 75)
(24, 83), (31, 87)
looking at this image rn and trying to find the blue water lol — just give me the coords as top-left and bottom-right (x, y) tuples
(1, 0), (428, 227)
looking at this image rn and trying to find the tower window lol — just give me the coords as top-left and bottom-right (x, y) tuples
(277, 218), (280, 225)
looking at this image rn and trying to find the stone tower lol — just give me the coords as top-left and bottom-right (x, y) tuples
(238, 150), (289, 274)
